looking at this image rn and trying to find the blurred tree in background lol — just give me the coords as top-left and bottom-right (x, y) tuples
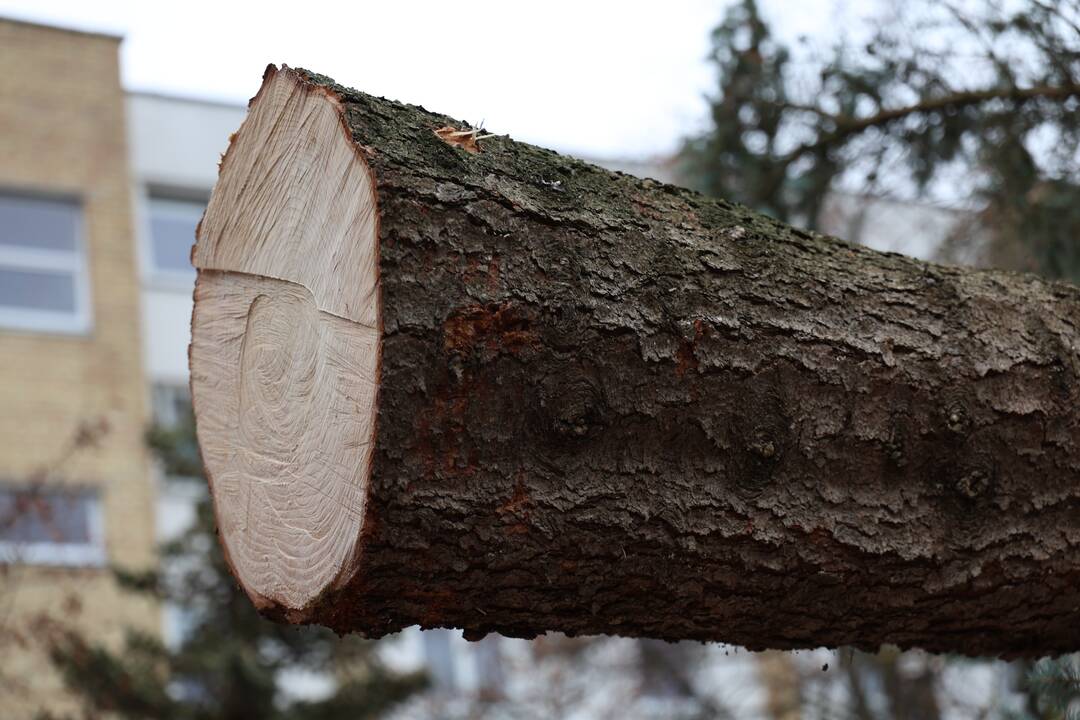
(679, 0), (1080, 283)
(38, 416), (425, 720)
(680, 1), (1080, 718)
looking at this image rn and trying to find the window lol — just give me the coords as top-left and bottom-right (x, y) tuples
(0, 487), (105, 566)
(0, 192), (91, 334)
(145, 197), (204, 283)
(151, 383), (193, 429)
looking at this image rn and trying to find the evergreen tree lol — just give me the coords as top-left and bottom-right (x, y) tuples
(39, 414), (425, 720)
(679, 0), (1080, 283)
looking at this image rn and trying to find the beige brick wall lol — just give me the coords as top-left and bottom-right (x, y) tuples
(0, 18), (158, 714)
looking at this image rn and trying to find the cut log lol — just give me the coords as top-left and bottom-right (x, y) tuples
(190, 65), (1080, 657)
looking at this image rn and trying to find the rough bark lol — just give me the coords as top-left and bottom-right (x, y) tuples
(192, 65), (1080, 658)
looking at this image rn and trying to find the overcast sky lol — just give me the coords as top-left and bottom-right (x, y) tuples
(0, 0), (850, 158)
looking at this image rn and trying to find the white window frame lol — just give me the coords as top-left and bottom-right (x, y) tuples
(0, 191), (92, 335)
(140, 192), (205, 291)
(0, 488), (106, 568)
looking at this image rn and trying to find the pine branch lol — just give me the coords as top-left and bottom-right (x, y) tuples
(781, 84), (1080, 164)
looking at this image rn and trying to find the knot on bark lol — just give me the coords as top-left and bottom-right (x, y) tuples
(945, 402), (970, 434)
(884, 417), (909, 468)
(956, 468), (992, 500)
(737, 427), (784, 496)
(539, 373), (601, 438)
(729, 380), (790, 496)
(749, 436), (777, 459)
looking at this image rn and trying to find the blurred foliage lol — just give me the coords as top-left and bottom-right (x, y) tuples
(1025, 656), (1080, 720)
(679, 0), (1080, 284)
(38, 416), (425, 720)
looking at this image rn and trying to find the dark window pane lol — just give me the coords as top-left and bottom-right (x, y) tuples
(0, 267), (76, 312)
(149, 199), (202, 274)
(0, 194), (78, 252)
(0, 488), (94, 544)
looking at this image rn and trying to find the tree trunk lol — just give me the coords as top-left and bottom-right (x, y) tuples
(189, 65), (1080, 658)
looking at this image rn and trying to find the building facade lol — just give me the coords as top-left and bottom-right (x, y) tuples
(0, 18), (158, 713)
